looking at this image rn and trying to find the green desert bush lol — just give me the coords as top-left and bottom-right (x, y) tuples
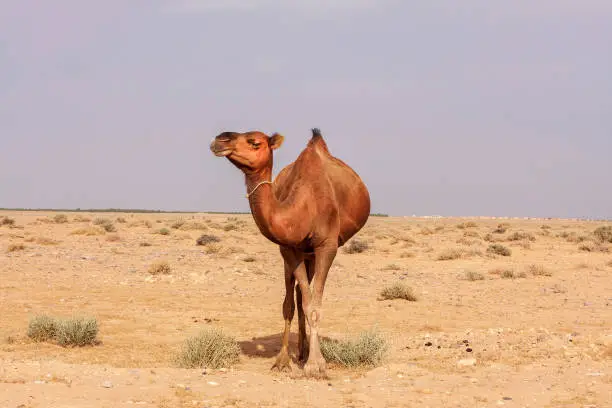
(379, 283), (417, 301)
(176, 327), (241, 369)
(320, 330), (388, 368)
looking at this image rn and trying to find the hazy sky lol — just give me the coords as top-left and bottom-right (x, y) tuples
(1, 1), (610, 218)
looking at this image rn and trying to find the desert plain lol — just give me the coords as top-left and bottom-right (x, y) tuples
(0, 211), (611, 408)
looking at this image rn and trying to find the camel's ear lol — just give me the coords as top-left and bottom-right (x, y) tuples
(269, 133), (284, 150)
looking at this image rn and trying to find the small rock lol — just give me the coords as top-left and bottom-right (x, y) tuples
(457, 358), (476, 367)
(207, 381), (219, 386)
(424, 342), (433, 347)
(102, 381), (113, 388)
(502, 397), (512, 401)
(466, 347), (473, 352)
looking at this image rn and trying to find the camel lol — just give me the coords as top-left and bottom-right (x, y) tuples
(209, 128), (371, 377)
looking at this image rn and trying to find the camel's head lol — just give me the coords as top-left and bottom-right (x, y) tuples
(210, 131), (284, 172)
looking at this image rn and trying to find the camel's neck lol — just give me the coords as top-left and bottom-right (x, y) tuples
(245, 166), (286, 245)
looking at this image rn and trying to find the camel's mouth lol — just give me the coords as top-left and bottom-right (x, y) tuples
(210, 140), (233, 157)
(213, 149), (232, 157)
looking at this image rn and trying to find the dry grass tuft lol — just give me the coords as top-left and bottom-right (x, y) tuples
(71, 227), (105, 236)
(456, 221), (478, 229)
(27, 315), (57, 342)
(436, 249), (463, 261)
(196, 234), (221, 246)
(156, 228), (171, 236)
(148, 261), (171, 275)
(73, 215), (91, 222)
(93, 218), (116, 232)
(593, 226), (612, 243)
(493, 223), (509, 234)
(379, 283), (417, 301)
(487, 244), (512, 256)
(506, 231), (536, 242)
(489, 268), (524, 279)
(53, 214), (69, 224)
(7, 243), (26, 253)
(382, 263), (401, 271)
(464, 270), (485, 281)
(344, 239), (369, 254)
(528, 264), (552, 277)
(176, 327), (241, 369)
(115, 217), (127, 223)
(1, 216), (16, 226)
(55, 317), (99, 347)
(399, 251), (415, 258)
(27, 315), (98, 347)
(320, 330), (388, 368)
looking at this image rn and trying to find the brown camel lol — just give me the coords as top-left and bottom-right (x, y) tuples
(209, 128), (370, 377)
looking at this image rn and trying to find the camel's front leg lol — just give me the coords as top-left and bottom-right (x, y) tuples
(271, 247), (302, 372)
(296, 245), (337, 378)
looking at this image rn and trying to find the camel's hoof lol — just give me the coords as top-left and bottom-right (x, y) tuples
(271, 352), (292, 372)
(303, 358), (327, 379)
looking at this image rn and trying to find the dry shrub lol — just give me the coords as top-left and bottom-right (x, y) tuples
(541, 225), (552, 230)
(115, 217), (127, 223)
(242, 256), (256, 262)
(7, 243), (25, 253)
(204, 244), (221, 254)
(320, 331), (388, 368)
(53, 214), (69, 224)
(419, 227), (434, 236)
(507, 231), (536, 242)
(156, 228), (170, 235)
(436, 249), (463, 261)
(493, 223), (509, 234)
(176, 327), (241, 369)
(1, 216), (16, 226)
(93, 218), (116, 232)
(196, 234), (220, 246)
(71, 227), (105, 236)
(379, 283), (417, 301)
(55, 317), (99, 347)
(178, 221), (208, 231)
(487, 244), (511, 256)
(27, 315), (57, 342)
(139, 242), (152, 247)
(593, 226), (612, 243)
(382, 263), (401, 271)
(73, 215), (91, 222)
(27, 315), (98, 347)
(528, 264), (552, 277)
(464, 270), (485, 281)
(127, 220), (152, 228)
(148, 261), (171, 275)
(463, 230), (480, 238)
(344, 239), (369, 254)
(399, 251), (415, 258)
(457, 221), (478, 229)
(456, 237), (479, 246)
(223, 223), (239, 232)
(171, 219), (186, 229)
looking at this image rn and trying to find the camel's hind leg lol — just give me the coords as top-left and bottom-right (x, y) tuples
(295, 244), (337, 378)
(271, 247), (303, 372)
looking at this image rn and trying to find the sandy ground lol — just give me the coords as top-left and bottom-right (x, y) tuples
(1, 211), (610, 408)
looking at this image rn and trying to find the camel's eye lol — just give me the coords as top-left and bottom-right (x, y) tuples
(248, 139), (261, 149)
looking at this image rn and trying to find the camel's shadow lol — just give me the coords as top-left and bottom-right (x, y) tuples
(239, 332), (333, 360)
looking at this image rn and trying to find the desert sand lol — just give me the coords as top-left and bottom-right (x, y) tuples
(1, 211), (610, 407)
